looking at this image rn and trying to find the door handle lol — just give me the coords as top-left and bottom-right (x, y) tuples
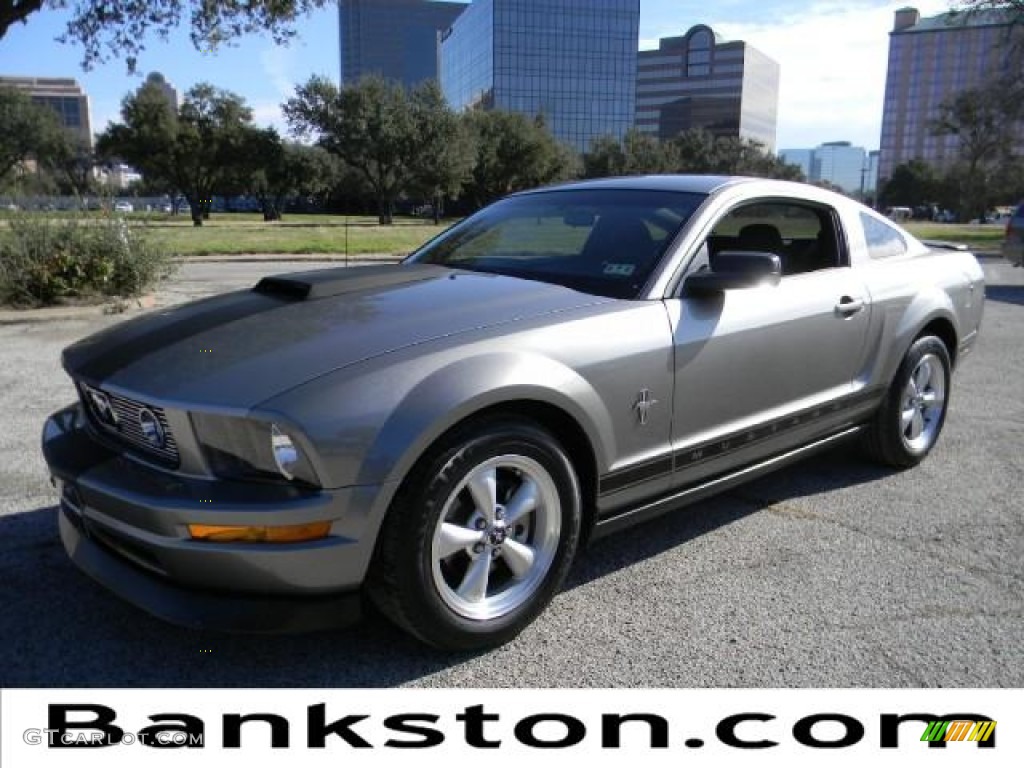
(835, 295), (865, 315)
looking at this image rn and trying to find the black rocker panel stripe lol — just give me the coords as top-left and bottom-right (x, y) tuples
(598, 389), (881, 496)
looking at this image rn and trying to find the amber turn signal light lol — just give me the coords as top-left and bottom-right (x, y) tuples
(188, 521), (331, 543)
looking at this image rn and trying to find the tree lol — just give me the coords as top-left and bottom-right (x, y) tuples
(463, 109), (578, 206)
(0, 1), (331, 72)
(98, 81), (264, 225)
(930, 80), (1023, 219)
(666, 128), (804, 180)
(583, 129), (679, 178)
(0, 86), (67, 180)
(248, 135), (339, 221)
(44, 136), (97, 197)
(669, 127), (719, 173)
(878, 159), (941, 209)
(406, 81), (474, 223)
(285, 75), (418, 224)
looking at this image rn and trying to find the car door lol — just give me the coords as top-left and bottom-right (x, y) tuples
(664, 198), (872, 486)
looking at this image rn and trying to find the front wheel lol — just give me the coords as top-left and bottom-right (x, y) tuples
(367, 419), (581, 650)
(863, 335), (951, 468)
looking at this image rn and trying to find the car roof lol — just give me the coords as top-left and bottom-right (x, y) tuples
(516, 174), (874, 212)
(520, 174), (742, 196)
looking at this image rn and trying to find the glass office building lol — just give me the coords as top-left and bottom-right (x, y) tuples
(339, 0), (468, 88)
(879, 6), (1021, 181)
(780, 142), (878, 195)
(440, 0), (639, 152)
(636, 25), (779, 151)
(0, 76), (92, 148)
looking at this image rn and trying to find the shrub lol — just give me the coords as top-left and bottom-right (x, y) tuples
(0, 213), (174, 307)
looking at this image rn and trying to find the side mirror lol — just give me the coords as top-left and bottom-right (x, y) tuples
(683, 251), (782, 296)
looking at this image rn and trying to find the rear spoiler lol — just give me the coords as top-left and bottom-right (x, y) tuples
(921, 239), (969, 252)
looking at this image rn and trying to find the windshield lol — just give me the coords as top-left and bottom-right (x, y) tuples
(407, 188), (706, 298)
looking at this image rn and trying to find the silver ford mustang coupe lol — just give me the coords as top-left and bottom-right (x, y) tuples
(42, 176), (985, 649)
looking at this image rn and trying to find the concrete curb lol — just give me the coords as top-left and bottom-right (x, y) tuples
(0, 294), (157, 326)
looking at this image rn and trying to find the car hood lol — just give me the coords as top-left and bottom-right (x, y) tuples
(63, 264), (609, 408)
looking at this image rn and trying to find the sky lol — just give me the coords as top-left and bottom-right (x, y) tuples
(0, 0), (953, 151)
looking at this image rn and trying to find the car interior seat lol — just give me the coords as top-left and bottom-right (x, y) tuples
(580, 213), (656, 273)
(736, 223), (784, 256)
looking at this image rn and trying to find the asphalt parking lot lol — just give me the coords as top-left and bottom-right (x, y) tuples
(1, 258), (1021, 688)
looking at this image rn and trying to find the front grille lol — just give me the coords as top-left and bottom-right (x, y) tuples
(78, 383), (180, 466)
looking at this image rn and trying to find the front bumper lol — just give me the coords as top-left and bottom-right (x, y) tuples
(43, 403), (387, 633)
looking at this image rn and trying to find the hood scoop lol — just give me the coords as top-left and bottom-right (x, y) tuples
(253, 263), (446, 300)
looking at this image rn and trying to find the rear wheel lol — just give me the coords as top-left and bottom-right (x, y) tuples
(367, 419), (581, 650)
(863, 335), (951, 468)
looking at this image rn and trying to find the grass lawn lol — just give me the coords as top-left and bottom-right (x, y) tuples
(0, 211), (454, 257)
(120, 215), (1015, 257)
(138, 213), (453, 257)
(1, 211), (1006, 257)
(904, 221), (1006, 252)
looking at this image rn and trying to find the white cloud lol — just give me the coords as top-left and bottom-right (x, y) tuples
(260, 46), (297, 101)
(253, 45), (301, 131)
(250, 101), (289, 133)
(710, 0), (950, 149)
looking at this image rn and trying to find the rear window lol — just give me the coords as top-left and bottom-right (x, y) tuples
(860, 212), (907, 260)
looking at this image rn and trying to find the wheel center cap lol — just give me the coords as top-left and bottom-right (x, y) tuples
(488, 524), (508, 546)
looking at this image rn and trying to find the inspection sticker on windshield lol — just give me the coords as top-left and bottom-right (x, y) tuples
(603, 263), (636, 276)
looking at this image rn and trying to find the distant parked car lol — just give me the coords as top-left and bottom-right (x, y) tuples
(1003, 202), (1023, 267)
(113, 201), (134, 213)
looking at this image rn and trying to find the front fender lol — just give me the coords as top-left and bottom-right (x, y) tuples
(260, 348), (614, 492)
(362, 351), (613, 488)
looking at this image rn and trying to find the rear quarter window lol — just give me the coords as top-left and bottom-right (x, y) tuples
(860, 212), (907, 259)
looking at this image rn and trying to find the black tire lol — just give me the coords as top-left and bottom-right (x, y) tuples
(863, 335), (951, 468)
(367, 417), (582, 651)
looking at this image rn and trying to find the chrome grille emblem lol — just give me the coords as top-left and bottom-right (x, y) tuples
(86, 387), (118, 427)
(138, 408), (166, 449)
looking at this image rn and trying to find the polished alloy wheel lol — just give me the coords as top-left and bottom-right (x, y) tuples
(431, 454), (561, 621)
(899, 352), (946, 454)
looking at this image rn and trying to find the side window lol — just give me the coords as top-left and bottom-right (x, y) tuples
(706, 201), (841, 276)
(860, 212), (907, 259)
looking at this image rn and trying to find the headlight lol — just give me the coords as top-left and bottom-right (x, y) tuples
(191, 413), (320, 487)
(271, 424), (300, 480)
